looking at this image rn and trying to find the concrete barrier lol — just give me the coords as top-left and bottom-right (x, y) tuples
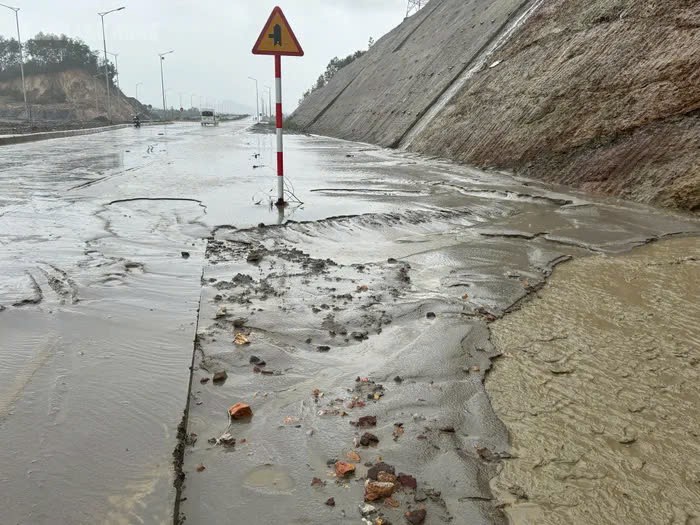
(0, 121), (165, 146)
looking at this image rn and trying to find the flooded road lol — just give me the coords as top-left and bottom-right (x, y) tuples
(0, 121), (698, 524)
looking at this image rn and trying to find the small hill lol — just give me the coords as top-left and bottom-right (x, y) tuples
(0, 68), (149, 124)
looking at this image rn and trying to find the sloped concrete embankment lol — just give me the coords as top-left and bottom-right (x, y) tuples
(289, 0), (700, 211)
(288, 0), (535, 148)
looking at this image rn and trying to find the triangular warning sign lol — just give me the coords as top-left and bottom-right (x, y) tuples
(252, 6), (304, 56)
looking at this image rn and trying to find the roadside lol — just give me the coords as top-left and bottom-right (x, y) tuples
(486, 237), (700, 524)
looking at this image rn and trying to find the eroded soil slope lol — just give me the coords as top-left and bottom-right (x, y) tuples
(411, 0), (700, 211)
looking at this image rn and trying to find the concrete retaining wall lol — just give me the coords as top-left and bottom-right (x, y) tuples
(288, 0), (532, 148)
(0, 121), (163, 147)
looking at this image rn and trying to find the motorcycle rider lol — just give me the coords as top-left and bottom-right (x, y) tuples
(133, 114), (141, 128)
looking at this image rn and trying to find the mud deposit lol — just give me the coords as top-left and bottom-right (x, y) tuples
(487, 237), (700, 524)
(180, 156), (698, 524)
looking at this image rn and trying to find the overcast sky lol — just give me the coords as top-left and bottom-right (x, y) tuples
(0, 1), (408, 113)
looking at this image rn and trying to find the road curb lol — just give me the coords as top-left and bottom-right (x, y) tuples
(0, 121), (164, 146)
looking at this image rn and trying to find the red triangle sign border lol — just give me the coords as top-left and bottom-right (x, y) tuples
(252, 6), (304, 57)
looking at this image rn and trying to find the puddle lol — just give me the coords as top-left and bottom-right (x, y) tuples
(243, 465), (296, 494)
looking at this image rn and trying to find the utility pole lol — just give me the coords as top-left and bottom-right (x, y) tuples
(135, 82), (143, 100)
(158, 50), (174, 121)
(248, 76), (259, 122)
(98, 7), (125, 123)
(265, 86), (272, 122)
(191, 93), (196, 110)
(0, 3), (29, 123)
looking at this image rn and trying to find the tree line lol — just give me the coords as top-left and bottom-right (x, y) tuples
(0, 33), (115, 83)
(299, 37), (374, 104)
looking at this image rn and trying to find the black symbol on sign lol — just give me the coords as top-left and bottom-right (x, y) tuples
(269, 24), (282, 46)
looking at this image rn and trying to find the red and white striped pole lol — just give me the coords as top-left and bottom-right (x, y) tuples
(274, 54), (284, 207)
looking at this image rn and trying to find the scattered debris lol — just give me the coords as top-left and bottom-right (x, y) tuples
(283, 416), (301, 425)
(385, 496), (400, 508)
(352, 416), (377, 428)
(234, 332), (250, 345)
(212, 371), (228, 383)
(394, 376), (403, 383)
(364, 479), (396, 501)
(218, 433), (236, 447)
(311, 477), (326, 487)
(335, 461), (356, 477)
(392, 423), (405, 441)
(200, 377), (210, 384)
(181, 251), (190, 259)
(317, 345), (331, 352)
(359, 503), (377, 517)
(356, 285), (369, 292)
(347, 451), (361, 462)
(426, 312), (436, 319)
(360, 432), (380, 447)
(398, 473), (417, 490)
(405, 509), (427, 524)
(249, 356), (265, 366)
(367, 462), (396, 480)
(325, 497), (336, 507)
(228, 403), (253, 419)
(233, 317), (247, 328)
(196, 464), (206, 473)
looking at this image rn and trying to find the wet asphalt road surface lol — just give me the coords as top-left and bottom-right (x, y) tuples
(0, 120), (698, 524)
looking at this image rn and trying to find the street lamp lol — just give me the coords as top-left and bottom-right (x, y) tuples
(248, 76), (259, 122)
(98, 6), (125, 123)
(107, 51), (119, 90)
(158, 50), (174, 121)
(135, 82), (143, 100)
(0, 3), (29, 123)
(265, 86), (272, 122)
(190, 93), (196, 110)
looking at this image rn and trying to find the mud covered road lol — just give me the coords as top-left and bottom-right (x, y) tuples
(0, 121), (698, 524)
(178, 135), (698, 522)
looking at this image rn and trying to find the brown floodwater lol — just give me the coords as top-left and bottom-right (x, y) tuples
(487, 237), (700, 525)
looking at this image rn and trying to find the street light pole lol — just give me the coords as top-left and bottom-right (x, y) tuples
(158, 50), (174, 121)
(98, 6), (125, 123)
(0, 3), (29, 123)
(248, 76), (259, 122)
(265, 86), (272, 122)
(191, 93), (196, 110)
(135, 82), (143, 100)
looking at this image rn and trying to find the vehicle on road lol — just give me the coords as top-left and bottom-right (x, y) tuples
(201, 109), (219, 127)
(133, 115), (141, 128)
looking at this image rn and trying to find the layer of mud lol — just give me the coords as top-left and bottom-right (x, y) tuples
(487, 237), (700, 524)
(180, 180), (698, 525)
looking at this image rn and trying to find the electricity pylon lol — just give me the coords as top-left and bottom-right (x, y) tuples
(406, 0), (427, 17)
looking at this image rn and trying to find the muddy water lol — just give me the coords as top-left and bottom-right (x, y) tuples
(1, 120), (699, 524)
(487, 237), (700, 524)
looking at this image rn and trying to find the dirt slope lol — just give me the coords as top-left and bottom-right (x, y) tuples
(0, 68), (147, 124)
(411, 0), (700, 211)
(290, 0), (700, 211)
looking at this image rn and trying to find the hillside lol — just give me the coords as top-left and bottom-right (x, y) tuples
(0, 68), (148, 125)
(289, 0), (700, 211)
